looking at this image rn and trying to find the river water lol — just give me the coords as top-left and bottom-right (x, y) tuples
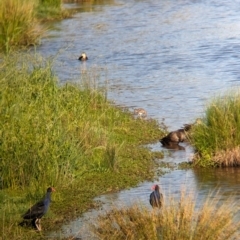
(40, 0), (240, 238)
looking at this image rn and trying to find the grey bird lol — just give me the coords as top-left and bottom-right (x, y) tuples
(149, 184), (163, 208)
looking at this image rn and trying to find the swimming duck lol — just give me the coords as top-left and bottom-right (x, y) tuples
(78, 52), (88, 61)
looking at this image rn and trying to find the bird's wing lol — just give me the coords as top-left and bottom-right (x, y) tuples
(149, 192), (154, 206)
(22, 200), (45, 219)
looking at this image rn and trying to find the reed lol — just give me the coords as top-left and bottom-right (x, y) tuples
(91, 191), (240, 240)
(0, 0), (42, 53)
(191, 91), (240, 167)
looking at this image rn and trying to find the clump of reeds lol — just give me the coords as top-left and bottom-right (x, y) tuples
(91, 191), (240, 240)
(0, 0), (42, 52)
(191, 91), (240, 167)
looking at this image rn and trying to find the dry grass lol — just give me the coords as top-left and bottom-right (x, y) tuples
(211, 146), (240, 167)
(91, 191), (240, 240)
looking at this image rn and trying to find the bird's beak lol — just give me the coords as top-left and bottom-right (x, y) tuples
(52, 187), (56, 192)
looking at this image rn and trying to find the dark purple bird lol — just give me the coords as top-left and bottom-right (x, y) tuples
(149, 184), (163, 208)
(22, 187), (55, 231)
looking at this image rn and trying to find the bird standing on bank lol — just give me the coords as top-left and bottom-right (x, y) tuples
(22, 187), (55, 231)
(149, 184), (163, 208)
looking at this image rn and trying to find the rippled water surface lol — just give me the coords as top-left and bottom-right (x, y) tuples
(41, 0), (240, 238)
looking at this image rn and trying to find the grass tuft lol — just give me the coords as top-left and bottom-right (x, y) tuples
(191, 91), (240, 167)
(91, 190), (240, 240)
(0, 0), (42, 53)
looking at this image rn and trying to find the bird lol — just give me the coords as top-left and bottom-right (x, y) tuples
(160, 124), (192, 147)
(134, 108), (147, 118)
(22, 187), (55, 231)
(149, 184), (163, 208)
(78, 52), (88, 61)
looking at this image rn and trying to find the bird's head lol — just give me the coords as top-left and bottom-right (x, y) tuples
(79, 52), (88, 60)
(151, 184), (160, 191)
(47, 187), (56, 192)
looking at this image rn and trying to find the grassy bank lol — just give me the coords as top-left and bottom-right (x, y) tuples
(191, 91), (240, 167)
(91, 191), (240, 240)
(0, 53), (164, 239)
(0, 0), (70, 53)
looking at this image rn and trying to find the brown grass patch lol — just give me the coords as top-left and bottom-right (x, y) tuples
(90, 191), (240, 240)
(212, 146), (240, 167)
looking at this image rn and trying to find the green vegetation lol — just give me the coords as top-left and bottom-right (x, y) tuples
(191, 92), (240, 167)
(0, 0), (70, 53)
(37, 0), (70, 21)
(91, 191), (240, 240)
(0, 0), (117, 52)
(0, 0), (41, 53)
(0, 53), (164, 239)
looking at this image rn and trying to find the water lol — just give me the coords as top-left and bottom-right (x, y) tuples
(40, 0), (240, 238)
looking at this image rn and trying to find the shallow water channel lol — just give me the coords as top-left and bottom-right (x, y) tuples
(38, 0), (240, 238)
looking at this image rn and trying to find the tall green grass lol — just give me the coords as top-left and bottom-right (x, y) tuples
(37, 0), (70, 20)
(191, 92), (240, 167)
(0, 0), (71, 53)
(0, 53), (164, 239)
(0, 53), (163, 190)
(0, 0), (41, 53)
(91, 191), (240, 240)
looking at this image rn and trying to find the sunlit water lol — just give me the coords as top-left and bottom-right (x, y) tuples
(39, 0), (240, 238)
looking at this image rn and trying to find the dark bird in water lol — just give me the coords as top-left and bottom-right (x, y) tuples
(149, 184), (163, 208)
(22, 187), (55, 231)
(78, 52), (88, 61)
(160, 124), (192, 148)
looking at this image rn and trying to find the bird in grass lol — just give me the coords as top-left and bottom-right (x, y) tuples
(22, 187), (55, 231)
(134, 108), (147, 118)
(149, 184), (163, 208)
(78, 52), (88, 61)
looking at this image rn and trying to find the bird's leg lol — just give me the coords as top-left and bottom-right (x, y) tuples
(38, 219), (42, 231)
(35, 218), (42, 231)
